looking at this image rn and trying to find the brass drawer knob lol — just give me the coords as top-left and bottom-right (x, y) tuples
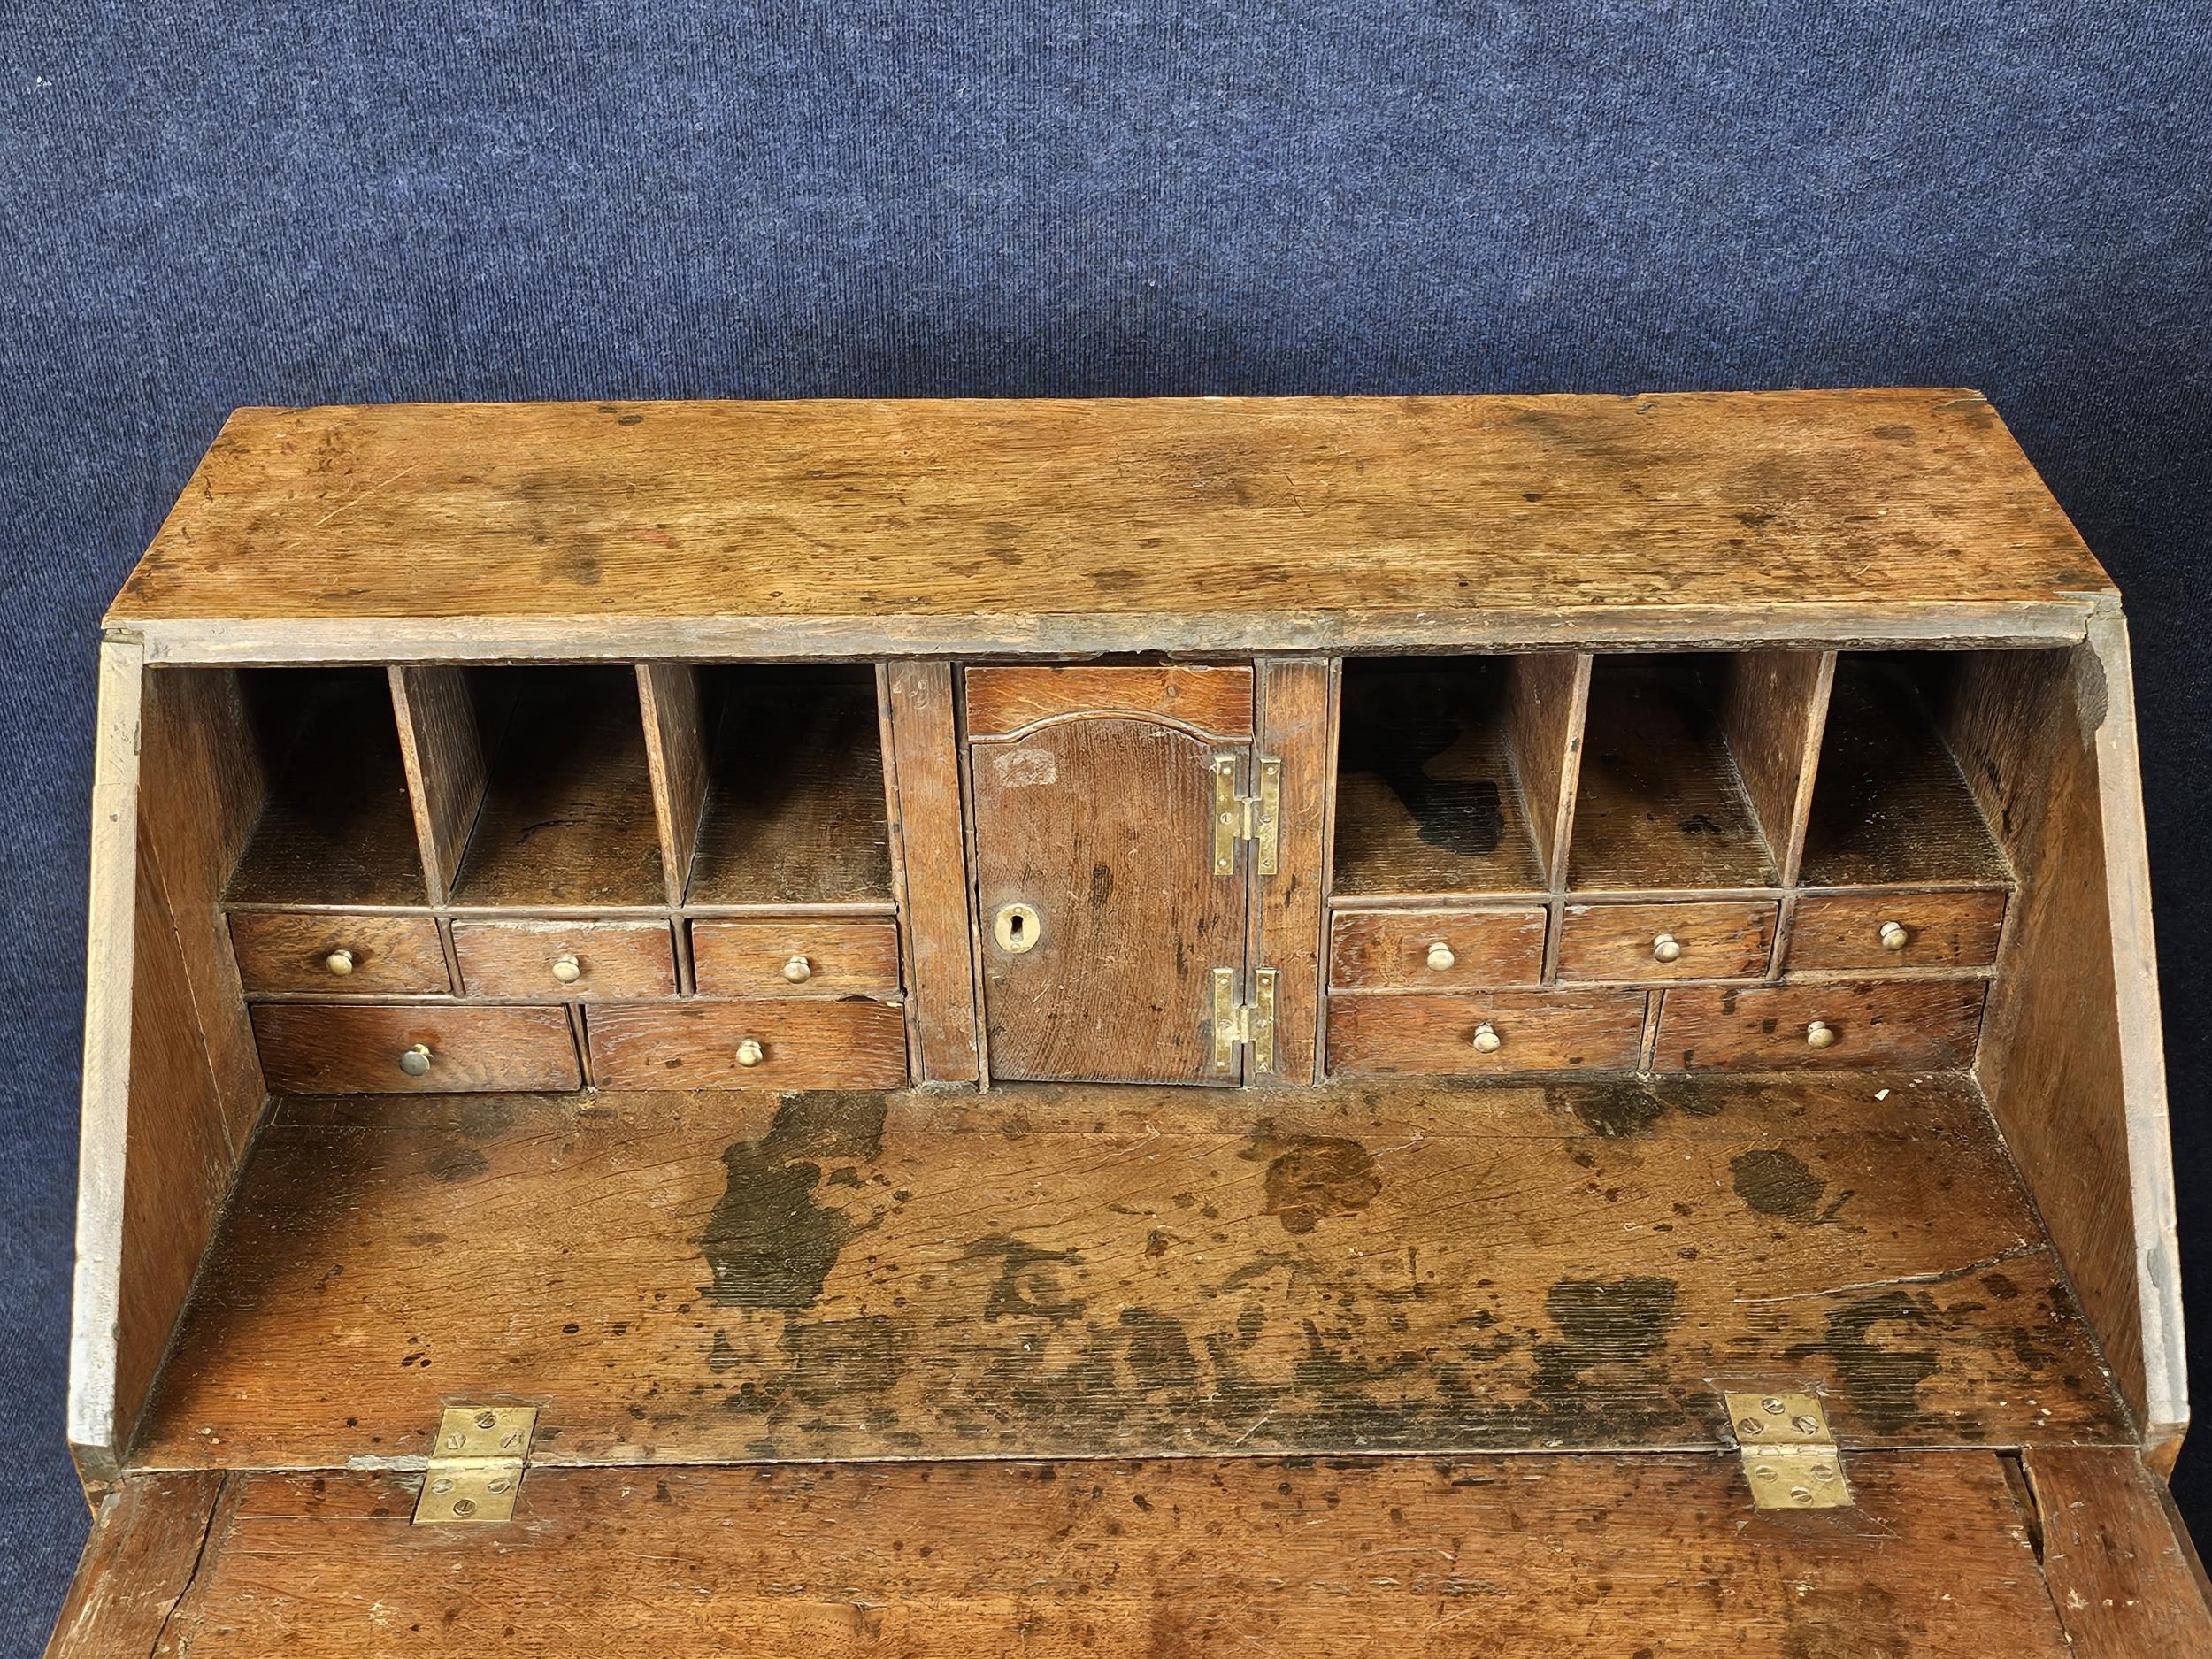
(397, 1043), (433, 1077)
(1471, 1022), (1502, 1054)
(1878, 921), (1910, 951)
(735, 1038), (765, 1067)
(550, 954), (583, 985)
(782, 955), (813, 983)
(324, 948), (356, 976)
(1425, 941), (1455, 972)
(1805, 1020), (1837, 1049)
(1652, 933), (1682, 964)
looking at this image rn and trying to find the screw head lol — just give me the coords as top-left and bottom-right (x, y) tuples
(475, 1410), (499, 1430)
(449, 1496), (477, 1518)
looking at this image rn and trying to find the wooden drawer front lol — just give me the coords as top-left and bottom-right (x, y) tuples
(1786, 890), (2008, 972)
(1328, 906), (1546, 991)
(588, 1000), (910, 1089)
(691, 918), (902, 998)
(250, 1003), (580, 1094)
(1327, 990), (1645, 1075)
(1557, 900), (1777, 982)
(229, 911), (449, 995)
(1655, 979), (1988, 1071)
(453, 918), (677, 998)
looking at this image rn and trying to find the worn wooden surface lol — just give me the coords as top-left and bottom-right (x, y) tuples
(1959, 638), (2184, 1448)
(1326, 987), (1647, 1073)
(2024, 1448), (2212, 1657)
(691, 918), (902, 998)
(1252, 658), (1335, 1081)
(448, 667), (666, 907)
(62, 1454), (2079, 1659)
(111, 394), (2114, 664)
(1655, 979), (1987, 1071)
(1558, 899), (1777, 983)
(230, 911), (450, 995)
(129, 1075), (2126, 1469)
(1718, 649), (1833, 887)
(1504, 651), (1591, 886)
(452, 918), (678, 999)
(1786, 889), (2008, 973)
(1333, 659), (1548, 897)
(41, 1471), (225, 1659)
(586, 1000), (910, 1090)
(227, 668), (427, 905)
(636, 662), (709, 907)
(972, 712), (1244, 1084)
(250, 1002), (582, 1094)
(1801, 655), (2010, 887)
(881, 662), (979, 1080)
(388, 665), (484, 905)
(687, 665), (894, 906)
(1328, 905), (1548, 990)
(1570, 656), (1778, 892)
(964, 663), (1254, 738)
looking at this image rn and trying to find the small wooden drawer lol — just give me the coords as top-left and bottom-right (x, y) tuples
(1785, 890), (2008, 973)
(691, 918), (902, 998)
(228, 911), (449, 995)
(1328, 906), (1547, 991)
(1327, 989), (1646, 1075)
(452, 918), (677, 999)
(1557, 899), (1777, 982)
(1655, 979), (1988, 1071)
(250, 1003), (581, 1094)
(588, 1000), (910, 1089)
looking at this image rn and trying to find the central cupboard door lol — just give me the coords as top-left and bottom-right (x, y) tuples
(967, 664), (1256, 1084)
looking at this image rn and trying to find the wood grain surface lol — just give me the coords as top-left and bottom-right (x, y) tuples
(1251, 658), (1335, 1081)
(1786, 889), (2008, 973)
(451, 918), (677, 999)
(1557, 898), (1778, 982)
(250, 1002), (582, 1094)
(128, 1074), (2126, 1469)
(585, 999), (910, 1090)
(2024, 1448), (2212, 1658)
(41, 1471), (225, 1659)
(690, 918), (902, 999)
(1325, 987), (1647, 1072)
(388, 665), (485, 904)
(1718, 649), (1834, 887)
(1570, 655), (1778, 892)
(1655, 979), (1987, 1071)
(58, 1455), (2079, 1659)
(687, 664), (894, 906)
(972, 713), (1245, 1084)
(881, 662), (979, 1079)
(1327, 905), (1548, 990)
(964, 663), (1253, 738)
(111, 394), (2113, 664)
(230, 911), (450, 995)
(1503, 651), (1591, 886)
(636, 662), (709, 906)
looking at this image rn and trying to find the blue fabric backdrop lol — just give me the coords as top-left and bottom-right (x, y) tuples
(4, 3), (2208, 1644)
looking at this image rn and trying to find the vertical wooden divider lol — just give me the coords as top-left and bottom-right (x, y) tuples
(389, 666), (485, 907)
(1254, 658), (1338, 1086)
(1717, 649), (1835, 979)
(1502, 652), (1591, 983)
(884, 662), (981, 1084)
(637, 664), (708, 994)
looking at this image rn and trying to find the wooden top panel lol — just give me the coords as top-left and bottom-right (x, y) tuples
(128, 1073), (2125, 1471)
(111, 392), (2111, 659)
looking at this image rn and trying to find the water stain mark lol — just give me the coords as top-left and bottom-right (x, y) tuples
(1243, 1122), (1382, 1234)
(698, 1093), (887, 1310)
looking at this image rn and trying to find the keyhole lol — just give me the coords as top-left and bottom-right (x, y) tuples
(994, 902), (1041, 955)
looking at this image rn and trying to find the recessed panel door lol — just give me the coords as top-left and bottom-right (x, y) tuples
(967, 665), (1256, 1085)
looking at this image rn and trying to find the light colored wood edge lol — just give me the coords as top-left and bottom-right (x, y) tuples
(42, 1469), (229, 1659)
(887, 661), (981, 1083)
(388, 665), (484, 906)
(2085, 616), (2186, 1451)
(128, 601), (2098, 667)
(636, 662), (708, 912)
(67, 637), (146, 1480)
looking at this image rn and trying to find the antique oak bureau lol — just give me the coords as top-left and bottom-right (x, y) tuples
(50, 393), (2205, 1655)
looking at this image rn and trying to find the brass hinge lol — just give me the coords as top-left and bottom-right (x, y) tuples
(1726, 1390), (1851, 1510)
(412, 1404), (537, 1525)
(1212, 755), (1281, 877)
(1210, 966), (1278, 1076)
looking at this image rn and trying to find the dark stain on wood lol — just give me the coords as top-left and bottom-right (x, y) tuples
(972, 1235), (1087, 1323)
(1245, 1122), (1382, 1234)
(699, 1092), (889, 1310)
(1534, 1276), (1681, 1394)
(1732, 1147), (1827, 1217)
(1571, 1078), (1670, 1138)
(1791, 1291), (1944, 1436)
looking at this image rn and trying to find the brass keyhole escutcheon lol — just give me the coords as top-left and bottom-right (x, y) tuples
(993, 902), (1041, 955)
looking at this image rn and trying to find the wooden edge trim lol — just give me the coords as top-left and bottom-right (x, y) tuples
(42, 1470), (229, 1659)
(388, 664), (484, 907)
(1548, 652), (1593, 888)
(1778, 649), (1837, 889)
(67, 636), (145, 1469)
(964, 663), (1256, 740)
(2022, 1446), (2212, 1656)
(2085, 616), (2188, 1447)
(127, 600), (2098, 667)
(887, 662), (982, 1084)
(635, 662), (708, 912)
(878, 664), (921, 1083)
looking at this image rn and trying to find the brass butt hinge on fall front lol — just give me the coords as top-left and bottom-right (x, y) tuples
(411, 1404), (538, 1525)
(1210, 966), (1278, 1076)
(1213, 755), (1282, 876)
(1725, 1390), (1852, 1509)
